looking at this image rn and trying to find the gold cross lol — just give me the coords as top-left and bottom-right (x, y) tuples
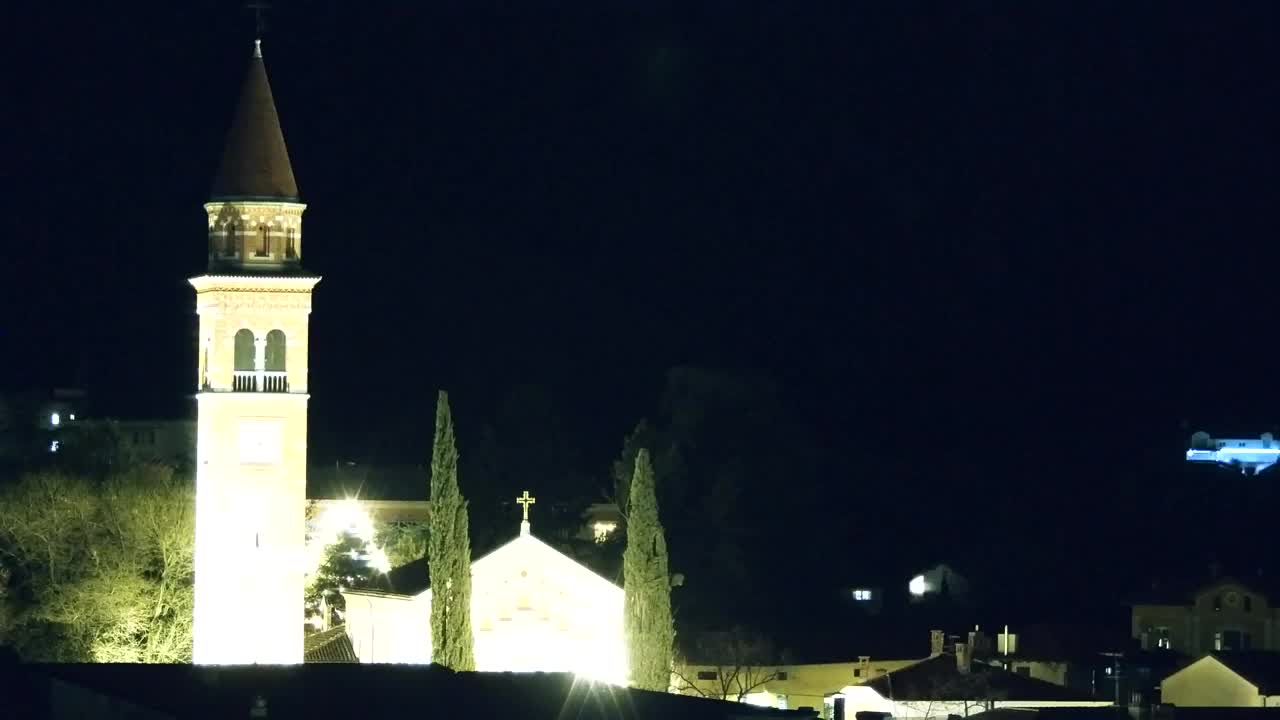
(516, 490), (536, 522)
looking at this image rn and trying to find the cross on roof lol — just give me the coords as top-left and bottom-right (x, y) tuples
(516, 490), (536, 522)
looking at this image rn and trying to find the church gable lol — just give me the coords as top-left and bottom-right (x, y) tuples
(342, 523), (626, 681)
(468, 532), (624, 680)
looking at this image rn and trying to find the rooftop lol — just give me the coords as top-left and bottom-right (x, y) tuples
(209, 41), (299, 201)
(860, 653), (1099, 702)
(9, 662), (814, 720)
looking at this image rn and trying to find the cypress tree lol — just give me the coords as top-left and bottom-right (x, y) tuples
(623, 448), (674, 690)
(428, 390), (475, 670)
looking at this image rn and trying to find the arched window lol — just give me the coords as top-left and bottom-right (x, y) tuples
(285, 228), (296, 259)
(265, 330), (286, 371)
(256, 225), (270, 257)
(225, 224), (237, 256)
(234, 329), (256, 371)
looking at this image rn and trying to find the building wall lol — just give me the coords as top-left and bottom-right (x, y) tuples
(343, 533), (627, 684)
(115, 420), (196, 467)
(674, 660), (920, 711)
(1161, 656), (1263, 707)
(1134, 581), (1276, 654)
(191, 276), (318, 665)
(342, 592), (429, 664)
(995, 659), (1070, 687)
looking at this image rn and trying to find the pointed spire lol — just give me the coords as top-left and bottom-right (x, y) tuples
(210, 40), (298, 201)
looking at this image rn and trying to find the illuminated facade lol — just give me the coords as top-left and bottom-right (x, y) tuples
(342, 498), (628, 684)
(191, 40), (319, 665)
(1186, 431), (1279, 475)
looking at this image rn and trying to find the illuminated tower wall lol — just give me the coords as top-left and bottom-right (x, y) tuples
(191, 41), (319, 664)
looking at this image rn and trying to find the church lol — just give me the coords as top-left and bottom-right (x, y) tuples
(342, 493), (628, 685)
(191, 41), (629, 681)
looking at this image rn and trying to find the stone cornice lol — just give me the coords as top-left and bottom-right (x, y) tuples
(189, 275), (321, 294)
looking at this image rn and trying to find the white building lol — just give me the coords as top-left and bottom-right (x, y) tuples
(1186, 431), (1279, 475)
(342, 497), (627, 684)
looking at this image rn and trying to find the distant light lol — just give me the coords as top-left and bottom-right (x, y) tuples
(50, 412), (60, 426)
(50, 440), (59, 453)
(369, 546), (392, 574)
(69, 413), (76, 421)
(592, 521), (618, 544)
(909, 575), (927, 596)
(853, 589), (873, 601)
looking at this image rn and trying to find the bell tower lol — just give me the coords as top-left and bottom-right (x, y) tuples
(191, 39), (319, 665)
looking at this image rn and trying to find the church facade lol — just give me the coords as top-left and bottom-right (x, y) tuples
(343, 501), (628, 685)
(191, 40), (318, 665)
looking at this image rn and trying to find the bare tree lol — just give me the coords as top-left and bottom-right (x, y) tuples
(672, 627), (789, 702)
(0, 465), (194, 662)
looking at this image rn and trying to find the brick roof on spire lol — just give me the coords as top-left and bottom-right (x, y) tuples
(210, 43), (299, 201)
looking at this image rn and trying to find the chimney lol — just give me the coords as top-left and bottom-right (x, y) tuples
(969, 626), (988, 656)
(930, 629), (946, 656)
(955, 642), (971, 674)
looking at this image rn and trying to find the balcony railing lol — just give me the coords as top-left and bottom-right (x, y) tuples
(233, 370), (289, 393)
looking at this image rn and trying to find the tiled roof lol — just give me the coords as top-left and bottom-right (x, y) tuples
(303, 626), (358, 663)
(17, 663), (815, 720)
(862, 653), (1098, 702)
(210, 43), (298, 201)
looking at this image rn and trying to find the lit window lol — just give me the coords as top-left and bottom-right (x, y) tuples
(49, 440), (59, 453)
(853, 589), (873, 601)
(909, 575), (927, 596)
(50, 412), (60, 426)
(592, 521), (617, 543)
(68, 413), (75, 421)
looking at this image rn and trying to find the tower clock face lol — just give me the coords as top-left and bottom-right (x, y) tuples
(238, 419), (283, 465)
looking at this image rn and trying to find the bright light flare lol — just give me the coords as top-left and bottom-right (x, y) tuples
(909, 575), (927, 596)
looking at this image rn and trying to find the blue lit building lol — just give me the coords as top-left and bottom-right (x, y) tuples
(1185, 431), (1279, 474)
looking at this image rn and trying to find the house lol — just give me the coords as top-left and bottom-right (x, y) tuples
(976, 621), (1181, 710)
(1132, 576), (1279, 653)
(2, 660), (818, 720)
(673, 657), (920, 712)
(1186, 431), (1279, 475)
(1161, 652), (1280, 707)
(827, 644), (1111, 719)
(341, 507), (627, 683)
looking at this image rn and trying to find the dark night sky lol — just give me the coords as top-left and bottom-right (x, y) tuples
(4, 2), (1279, 613)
